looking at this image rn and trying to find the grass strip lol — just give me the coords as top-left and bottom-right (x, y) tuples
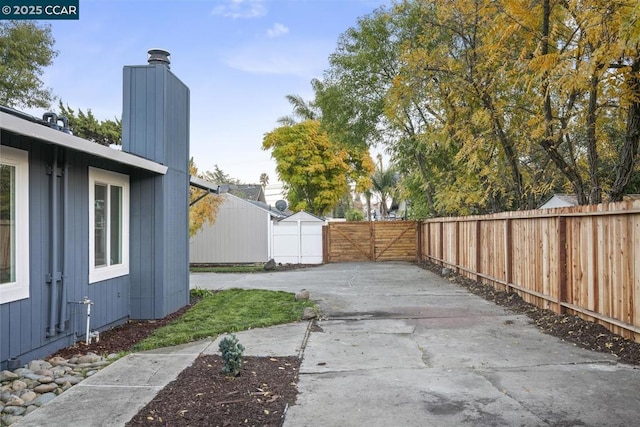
(132, 288), (315, 351)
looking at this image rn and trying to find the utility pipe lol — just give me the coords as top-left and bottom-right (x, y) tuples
(83, 297), (99, 344)
(47, 147), (60, 337)
(57, 158), (68, 332)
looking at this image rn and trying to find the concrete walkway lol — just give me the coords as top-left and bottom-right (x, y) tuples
(16, 262), (640, 426)
(193, 262), (640, 427)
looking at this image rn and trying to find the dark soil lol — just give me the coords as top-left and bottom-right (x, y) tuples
(48, 261), (640, 426)
(418, 260), (640, 365)
(126, 356), (300, 427)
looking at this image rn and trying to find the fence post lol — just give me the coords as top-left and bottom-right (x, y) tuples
(416, 221), (423, 262)
(322, 225), (329, 263)
(455, 221), (460, 274)
(557, 216), (567, 314)
(475, 220), (482, 283)
(504, 218), (512, 292)
(439, 222), (444, 266)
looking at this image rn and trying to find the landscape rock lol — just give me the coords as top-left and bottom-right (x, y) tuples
(295, 289), (310, 301)
(0, 351), (115, 425)
(263, 259), (277, 271)
(301, 307), (316, 320)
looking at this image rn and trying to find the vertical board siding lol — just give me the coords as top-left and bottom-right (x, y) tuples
(421, 201), (640, 341)
(124, 64), (190, 320)
(1, 134), (136, 367)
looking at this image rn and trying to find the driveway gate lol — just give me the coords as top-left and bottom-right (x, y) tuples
(323, 221), (418, 262)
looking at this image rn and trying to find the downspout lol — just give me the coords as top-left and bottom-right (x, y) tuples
(57, 158), (69, 332)
(47, 147), (60, 337)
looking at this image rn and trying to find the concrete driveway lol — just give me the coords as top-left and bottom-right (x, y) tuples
(191, 262), (640, 426)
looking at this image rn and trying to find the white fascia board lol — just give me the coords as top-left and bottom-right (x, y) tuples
(1, 111), (167, 175)
(189, 175), (219, 192)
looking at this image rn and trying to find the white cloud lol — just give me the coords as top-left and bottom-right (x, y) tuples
(211, 0), (266, 19)
(224, 40), (331, 78)
(266, 23), (289, 38)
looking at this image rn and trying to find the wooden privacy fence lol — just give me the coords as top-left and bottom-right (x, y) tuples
(421, 200), (640, 342)
(323, 221), (418, 262)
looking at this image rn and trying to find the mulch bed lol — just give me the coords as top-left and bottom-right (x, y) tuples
(126, 356), (300, 427)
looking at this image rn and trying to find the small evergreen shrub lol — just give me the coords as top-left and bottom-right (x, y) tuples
(219, 334), (245, 377)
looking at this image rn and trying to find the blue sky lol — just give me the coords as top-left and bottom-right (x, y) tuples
(35, 0), (392, 197)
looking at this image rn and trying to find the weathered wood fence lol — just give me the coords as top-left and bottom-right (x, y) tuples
(421, 200), (640, 341)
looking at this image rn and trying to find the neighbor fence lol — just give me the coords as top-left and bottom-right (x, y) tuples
(420, 200), (640, 342)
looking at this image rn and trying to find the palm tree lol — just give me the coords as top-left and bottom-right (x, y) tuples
(370, 155), (398, 219)
(276, 81), (322, 126)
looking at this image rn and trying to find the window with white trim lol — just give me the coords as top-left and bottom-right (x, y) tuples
(0, 146), (29, 304)
(89, 167), (129, 283)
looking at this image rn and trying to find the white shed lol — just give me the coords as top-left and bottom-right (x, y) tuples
(271, 211), (325, 264)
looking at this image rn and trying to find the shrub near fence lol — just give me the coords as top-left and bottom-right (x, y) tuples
(420, 200), (640, 342)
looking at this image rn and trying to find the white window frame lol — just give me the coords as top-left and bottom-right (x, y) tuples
(0, 145), (30, 304)
(89, 167), (129, 283)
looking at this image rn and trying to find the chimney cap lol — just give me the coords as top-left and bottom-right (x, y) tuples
(147, 48), (170, 68)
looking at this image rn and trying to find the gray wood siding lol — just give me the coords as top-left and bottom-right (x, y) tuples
(1, 133), (132, 368)
(123, 63), (190, 320)
(189, 195), (270, 264)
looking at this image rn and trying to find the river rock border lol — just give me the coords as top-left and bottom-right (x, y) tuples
(0, 353), (118, 426)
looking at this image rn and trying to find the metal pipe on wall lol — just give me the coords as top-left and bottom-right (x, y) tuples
(47, 147), (60, 337)
(57, 158), (69, 333)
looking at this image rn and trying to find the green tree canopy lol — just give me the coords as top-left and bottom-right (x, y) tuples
(0, 21), (57, 109)
(316, 0), (640, 216)
(263, 120), (354, 216)
(58, 102), (121, 146)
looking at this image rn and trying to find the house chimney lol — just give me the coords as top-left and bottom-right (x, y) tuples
(147, 48), (170, 68)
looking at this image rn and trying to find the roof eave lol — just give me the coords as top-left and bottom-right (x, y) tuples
(1, 111), (168, 175)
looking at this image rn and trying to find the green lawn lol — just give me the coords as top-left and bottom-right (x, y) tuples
(132, 288), (315, 351)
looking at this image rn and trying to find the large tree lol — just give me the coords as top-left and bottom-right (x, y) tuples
(263, 120), (356, 216)
(317, 0), (639, 216)
(0, 21), (57, 109)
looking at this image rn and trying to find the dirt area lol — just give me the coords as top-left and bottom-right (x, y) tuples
(126, 356), (300, 427)
(49, 261), (640, 426)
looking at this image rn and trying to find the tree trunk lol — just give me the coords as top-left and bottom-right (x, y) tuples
(609, 56), (640, 202)
(587, 74), (602, 204)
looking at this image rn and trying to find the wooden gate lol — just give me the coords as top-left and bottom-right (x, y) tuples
(323, 221), (418, 262)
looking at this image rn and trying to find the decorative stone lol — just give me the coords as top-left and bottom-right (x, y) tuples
(37, 376), (54, 384)
(33, 393), (56, 407)
(11, 380), (27, 392)
(295, 289), (310, 301)
(19, 390), (37, 403)
(264, 258), (277, 271)
(33, 383), (58, 393)
(28, 360), (52, 372)
(77, 354), (101, 364)
(54, 375), (82, 385)
(5, 395), (24, 406)
(3, 405), (26, 415)
(301, 307), (316, 320)
(0, 371), (18, 382)
(47, 356), (68, 367)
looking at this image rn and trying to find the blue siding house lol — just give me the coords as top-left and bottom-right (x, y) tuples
(0, 50), (191, 369)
